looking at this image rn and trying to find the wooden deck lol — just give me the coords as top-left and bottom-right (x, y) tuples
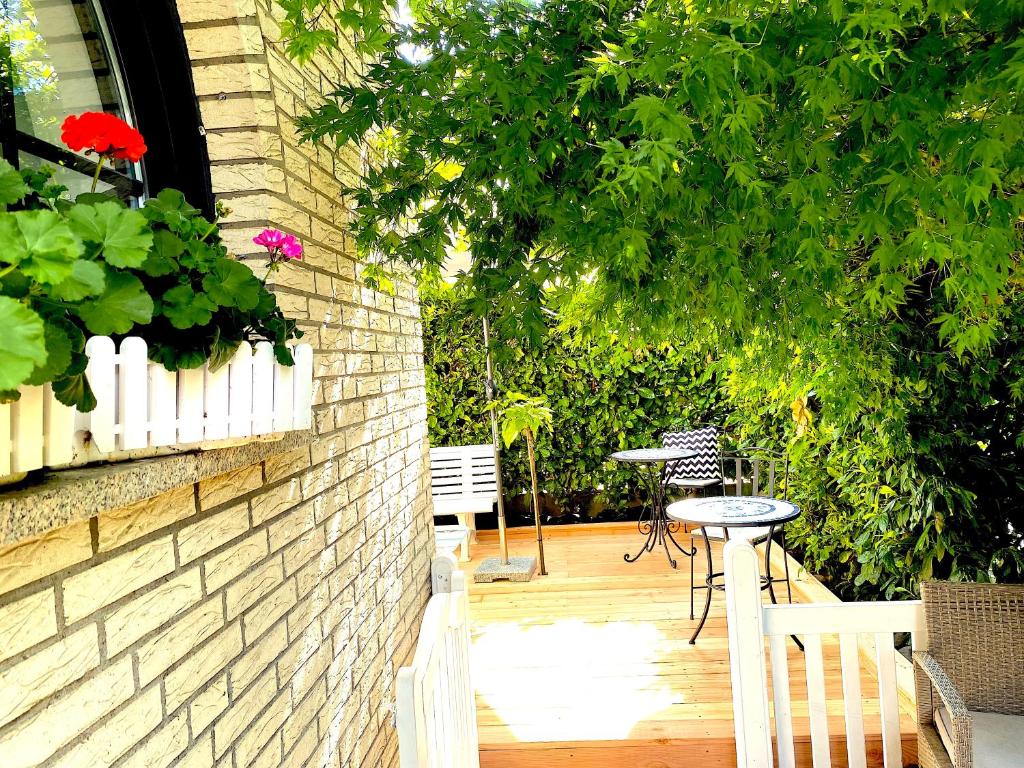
(464, 522), (917, 768)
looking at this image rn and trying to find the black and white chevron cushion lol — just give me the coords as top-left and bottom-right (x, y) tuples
(662, 427), (721, 486)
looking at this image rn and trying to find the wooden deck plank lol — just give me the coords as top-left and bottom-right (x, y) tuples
(464, 522), (917, 768)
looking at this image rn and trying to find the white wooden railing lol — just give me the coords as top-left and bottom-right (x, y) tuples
(397, 555), (480, 768)
(0, 337), (314, 479)
(725, 540), (924, 768)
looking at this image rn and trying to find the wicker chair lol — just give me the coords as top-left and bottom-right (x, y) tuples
(914, 581), (1024, 768)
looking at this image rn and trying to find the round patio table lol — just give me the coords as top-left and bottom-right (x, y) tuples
(611, 448), (698, 569)
(667, 496), (800, 644)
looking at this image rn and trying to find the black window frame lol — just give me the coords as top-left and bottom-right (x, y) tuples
(0, 0), (214, 215)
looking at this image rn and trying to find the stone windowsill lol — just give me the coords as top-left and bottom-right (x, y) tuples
(0, 430), (312, 548)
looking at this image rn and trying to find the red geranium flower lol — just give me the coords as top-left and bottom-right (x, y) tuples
(61, 112), (147, 162)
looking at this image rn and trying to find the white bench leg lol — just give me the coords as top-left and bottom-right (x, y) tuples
(456, 513), (477, 543)
(458, 535), (470, 563)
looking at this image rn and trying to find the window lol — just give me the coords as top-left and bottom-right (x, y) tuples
(0, 0), (213, 212)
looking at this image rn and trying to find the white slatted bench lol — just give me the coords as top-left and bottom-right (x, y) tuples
(397, 555), (480, 768)
(430, 444), (499, 545)
(725, 540), (924, 768)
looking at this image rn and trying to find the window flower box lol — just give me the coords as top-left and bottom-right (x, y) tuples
(0, 336), (314, 482)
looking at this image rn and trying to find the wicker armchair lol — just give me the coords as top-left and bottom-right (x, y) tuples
(914, 581), (1024, 768)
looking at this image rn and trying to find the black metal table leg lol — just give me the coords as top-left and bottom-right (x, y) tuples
(689, 527), (714, 644)
(764, 524), (779, 605)
(624, 506), (657, 563)
(623, 460), (693, 568)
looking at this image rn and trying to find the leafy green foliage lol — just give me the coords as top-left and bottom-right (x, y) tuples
(424, 282), (726, 514)
(66, 201), (153, 268)
(426, 281), (1024, 598)
(282, 0), (1024, 356)
(0, 209), (82, 284)
(0, 161), (302, 410)
(497, 392), (552, 449)
(289, 0), (1024, 596)
(0, 296), (47, 391)
(77, 271), (154, 335)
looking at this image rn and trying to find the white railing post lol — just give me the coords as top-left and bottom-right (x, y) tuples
(724, 540), (773, 768)
(432, 553), (457, 594)
(398, 556), (478, 768)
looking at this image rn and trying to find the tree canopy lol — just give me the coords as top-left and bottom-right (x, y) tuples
(282, 0), (1023, 352)
(280, 0), (1024, 589)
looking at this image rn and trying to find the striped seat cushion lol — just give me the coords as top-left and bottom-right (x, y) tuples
(662, 427), (721, 487)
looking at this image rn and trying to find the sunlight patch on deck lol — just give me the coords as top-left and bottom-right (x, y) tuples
(472, 618), (675, 741)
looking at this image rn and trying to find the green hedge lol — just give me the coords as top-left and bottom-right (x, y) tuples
(423, 284), (727, 523)
(424, 283), (1024, 600)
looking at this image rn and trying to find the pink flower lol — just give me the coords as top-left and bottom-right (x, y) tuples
(281, 235), (303, 260)
(253, 229), (288, 251)
(253, 229), (302, 268)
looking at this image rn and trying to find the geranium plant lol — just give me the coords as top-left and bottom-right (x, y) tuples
(0, 112), (301, 411)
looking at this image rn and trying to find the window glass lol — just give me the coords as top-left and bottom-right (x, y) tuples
(1, 0), (140, 181)
(18, 149), (115, 197)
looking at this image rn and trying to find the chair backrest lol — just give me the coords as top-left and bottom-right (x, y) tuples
(429, 444), (497, 500)
(921, 580), (1024, 715)
(662, 426), (721, 483)
(721, 449), (788, 499)
(397, 555), (480, 768)
(725, 540), (924, 768)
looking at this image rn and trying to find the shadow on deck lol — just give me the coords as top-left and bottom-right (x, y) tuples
(464, 522), (917, 768)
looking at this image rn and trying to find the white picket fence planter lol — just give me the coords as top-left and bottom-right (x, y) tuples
(0, 337), (314, 480)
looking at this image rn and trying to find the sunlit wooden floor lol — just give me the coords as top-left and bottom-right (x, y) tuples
(464, 522), (917, 768)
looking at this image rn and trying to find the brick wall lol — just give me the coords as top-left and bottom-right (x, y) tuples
(0, 1), (435, 767)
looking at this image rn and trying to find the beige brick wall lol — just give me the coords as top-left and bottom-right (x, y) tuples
(0, 1), (435, 767)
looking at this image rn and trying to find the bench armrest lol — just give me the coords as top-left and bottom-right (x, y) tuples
(914, 651), (972, 767)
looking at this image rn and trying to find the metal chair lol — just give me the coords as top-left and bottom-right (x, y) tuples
(689, 448), (794, 619)
(662, 426), (723, 497)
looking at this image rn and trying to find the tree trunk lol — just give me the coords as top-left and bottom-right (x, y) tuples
(526, 429), (547, 575)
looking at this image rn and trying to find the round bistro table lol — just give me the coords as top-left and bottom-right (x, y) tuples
(666, 496), (800, 644)
(611, 448), (698, 569)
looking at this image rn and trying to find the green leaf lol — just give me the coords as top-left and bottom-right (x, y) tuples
(142, 229), (186, 276)
(179, 239), (223, 273)
(52, 371), (96, 411)
(74, 192), (124, 207)
(24, 319), (73, 386)
(208, 333), (242, 371)
(160, 284), (217, 329)
(0, 159), (29, 205)
(148, 341), (208, 371)
(67, 201), (154, 268)
(0, 210), (83, 285)
(202, 259), (262, 310)
(273, 342), (294, 366)
(49, 260), (107, 302)
(76, 271), (154, 335)
(0, 296), (47, 390)
(142, 189), (200, 232)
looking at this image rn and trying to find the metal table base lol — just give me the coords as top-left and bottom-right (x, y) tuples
(689, 523), (799, 648)
(612, 449), (698, 569)
(621, 458), (695, 569)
